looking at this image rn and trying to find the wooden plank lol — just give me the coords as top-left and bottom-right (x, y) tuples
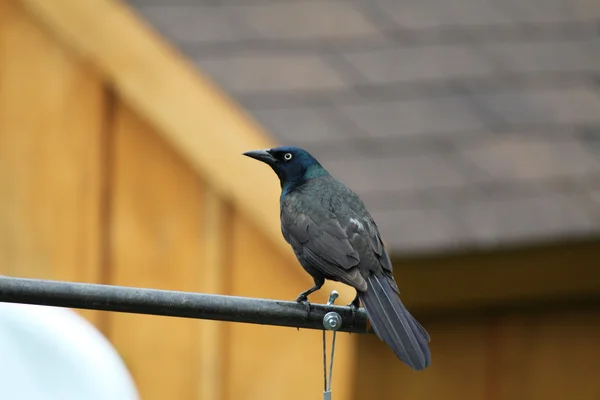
(16, 0), (288, 259)
(492, 308), (600, 400)
(225, 212), (358, 400)
(356, 314), (489, 400)
(394, 240), (600, 312)
(14, 0), (352, 302)
(357, 306), (600, 400)
(107, 103), (204, 400)
(198, 189), (230, 400)
(0, 0), (105, 326)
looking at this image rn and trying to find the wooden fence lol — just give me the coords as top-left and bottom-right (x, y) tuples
(0, 1), (356, 398)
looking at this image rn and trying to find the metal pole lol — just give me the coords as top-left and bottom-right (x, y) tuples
(0, 276), (371, 334)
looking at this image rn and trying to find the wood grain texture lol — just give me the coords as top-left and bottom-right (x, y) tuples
(198, 189), (231, 400)
(393, 240), (600, 312)
(357, 306), (600, 400)
(107, 103), (204, 400)
(16, 0), (287, 258)
(491, 308), (600, 400)
(0, 0), (105, 325)
(356, 315), (489, 400)
(14, 0), (354, 301)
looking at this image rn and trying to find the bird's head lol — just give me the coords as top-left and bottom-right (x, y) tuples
(243, 146), (328, 191)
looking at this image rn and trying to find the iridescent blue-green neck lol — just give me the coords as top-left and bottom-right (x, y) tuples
(280, 164), (329, 200)
(305, 163), (329, 180)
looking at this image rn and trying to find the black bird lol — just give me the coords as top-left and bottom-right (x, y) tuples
(243, 146), (431, 370)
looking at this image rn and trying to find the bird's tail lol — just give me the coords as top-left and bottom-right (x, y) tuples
(359, 274), (431, 370)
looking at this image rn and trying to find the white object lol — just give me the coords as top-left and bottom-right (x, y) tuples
(0, 303), (139, 400)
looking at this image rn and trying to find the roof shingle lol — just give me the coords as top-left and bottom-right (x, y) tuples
(195, 54), (349, 93)
(126, 0), (600, 254)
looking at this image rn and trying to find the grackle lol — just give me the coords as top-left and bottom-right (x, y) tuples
(243, 146), (430, 370)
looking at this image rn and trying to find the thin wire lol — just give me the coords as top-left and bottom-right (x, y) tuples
(322, 330), (327, 391)
(328, 331), (337, 391)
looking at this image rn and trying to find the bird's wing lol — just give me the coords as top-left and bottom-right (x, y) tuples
(361, 217), (398, 292)
(281, 210), (367, 291)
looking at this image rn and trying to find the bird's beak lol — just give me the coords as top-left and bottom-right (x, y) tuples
(242, 149), (276, 165)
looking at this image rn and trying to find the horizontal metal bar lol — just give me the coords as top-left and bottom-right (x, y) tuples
(0, 276), (371, 334)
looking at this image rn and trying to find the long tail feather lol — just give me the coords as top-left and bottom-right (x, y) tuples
(359, 274), (431, 370)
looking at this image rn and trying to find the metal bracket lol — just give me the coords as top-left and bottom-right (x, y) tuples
(322, 290), (342, 400)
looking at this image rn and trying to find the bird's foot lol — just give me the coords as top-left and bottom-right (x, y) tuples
(295, 294), (311, 313)
(346, 296), (360, 335)
(295, 294), (308, 303)
(347, 296), (361, 311)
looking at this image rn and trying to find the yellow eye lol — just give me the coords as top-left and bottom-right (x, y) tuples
(283, 153), (293, 161)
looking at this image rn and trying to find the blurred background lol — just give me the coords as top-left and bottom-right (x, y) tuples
(1, 0), (600, 399)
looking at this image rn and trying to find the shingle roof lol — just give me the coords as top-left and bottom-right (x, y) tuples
(126, 0), (600, 254)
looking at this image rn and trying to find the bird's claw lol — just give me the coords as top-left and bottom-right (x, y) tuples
(295, 295), (311, 313)
(347, 296), (361, 310)
(346, 297), (360, 335)
(295, 294), (308, 303)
